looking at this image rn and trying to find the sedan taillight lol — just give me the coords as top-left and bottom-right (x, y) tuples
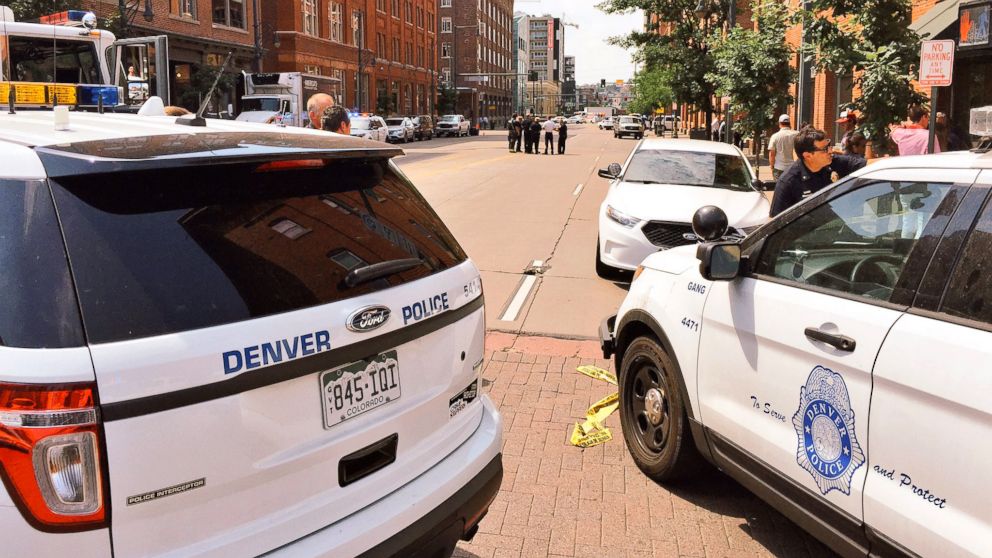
(0, 382), (107, 531)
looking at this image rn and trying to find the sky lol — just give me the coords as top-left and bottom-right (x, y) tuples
(514, 0), (644, 85)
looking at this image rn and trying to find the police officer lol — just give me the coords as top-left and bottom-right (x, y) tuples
(770, 126), (866, 217)
(521, 114), (534, 153)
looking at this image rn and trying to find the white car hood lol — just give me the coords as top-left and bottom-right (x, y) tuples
(609, 183), (769, 228)
(641, 244), (698, 275)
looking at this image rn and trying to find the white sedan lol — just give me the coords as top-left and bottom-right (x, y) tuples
(596, 139), (771, 277)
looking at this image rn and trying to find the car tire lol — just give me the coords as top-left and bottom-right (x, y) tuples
(619, 336), (700, 482)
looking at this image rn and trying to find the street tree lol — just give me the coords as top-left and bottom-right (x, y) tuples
(598, 0), (727, 128)
(627, 67), (675, 116)
(437, 83), (457, 115)
(8, 0), (79, 20)
(707, 0), (795, 147)
(801, 0), (926, 150)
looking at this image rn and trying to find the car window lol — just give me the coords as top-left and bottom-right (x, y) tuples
(351, 117), (371, 130)
(49, 159), (467, 343)
(386, 118), (404, 126)
(754, 181), (959, 303)
(623, 149), (752, 191)
(939, 196), (992, 325)
(0, 179), (85, 348)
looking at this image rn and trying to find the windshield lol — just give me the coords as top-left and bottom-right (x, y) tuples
(386, 119), (405, 126)
(7, 36), (101, 83)
(241, 98), (283, 112)
(440, 115), (459, 122)
(620, 117), (638, 124)
(623, 149), (753, 192)
(351, 117), (371, 130)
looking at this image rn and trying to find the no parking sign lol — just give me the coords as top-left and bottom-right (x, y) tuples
(919, 40), (955, 87)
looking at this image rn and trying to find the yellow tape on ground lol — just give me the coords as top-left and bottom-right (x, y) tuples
(570, 366), (620, 448)
(576, 365), (617, 385)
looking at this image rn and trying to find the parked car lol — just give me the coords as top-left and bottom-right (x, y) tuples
(598, 117), (615, 130)
(349, 114), (389, 142)
(385, 116), (416, 143)
(412, 115), (434, 140)
(566, 115), (584, 124)
(0, 107), (502, 557)
(437, 114), (470, 137)
(614, 115), (645, 139)
(595, 138), (769, 277)
(600, 148), (992, 558)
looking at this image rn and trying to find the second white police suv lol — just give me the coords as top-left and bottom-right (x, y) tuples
(0, 107), (502, 556)
(601, 149), (992, 557)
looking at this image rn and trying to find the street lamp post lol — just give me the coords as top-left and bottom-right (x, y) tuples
(352, 11), (364, 112)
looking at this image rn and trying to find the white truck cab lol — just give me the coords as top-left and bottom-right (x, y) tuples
(602, 147), (992, 557)
(0, 6), (169, 109)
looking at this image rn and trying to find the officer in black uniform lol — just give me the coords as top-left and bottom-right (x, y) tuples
(770, 127), (866, 217)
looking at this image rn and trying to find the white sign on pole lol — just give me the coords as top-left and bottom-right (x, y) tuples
(919, 40), (955, 87)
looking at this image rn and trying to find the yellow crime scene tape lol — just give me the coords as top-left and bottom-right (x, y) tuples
(569, 366), (620, 448)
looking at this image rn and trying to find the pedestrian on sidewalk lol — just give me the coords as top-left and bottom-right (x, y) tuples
(542, 117), (557, 154)
(836, 110), (858, 151)
(711, 117), (722, 142)
(557, 121), (569, 154)
(770, 126), (866, 217)
(891, 105), (940, 156)
(768, 114), (798, 180)
(529, 118), (542, 155)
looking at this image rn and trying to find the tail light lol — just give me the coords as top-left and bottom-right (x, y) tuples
(0, 382), (107, 531)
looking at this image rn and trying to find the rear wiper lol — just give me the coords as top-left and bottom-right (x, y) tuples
(344, 258), (425, 288)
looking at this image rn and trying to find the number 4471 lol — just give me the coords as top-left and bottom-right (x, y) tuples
(681, 317), (699, 332)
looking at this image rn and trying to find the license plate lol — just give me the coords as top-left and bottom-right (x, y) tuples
(319, 350), (401, 429)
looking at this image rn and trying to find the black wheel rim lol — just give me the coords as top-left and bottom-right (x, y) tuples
(628, 356), (671, 454)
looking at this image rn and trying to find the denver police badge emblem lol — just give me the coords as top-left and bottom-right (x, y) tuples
(792, 366), (865, 495)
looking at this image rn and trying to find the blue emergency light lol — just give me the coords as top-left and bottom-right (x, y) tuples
(77, 85), (122, 107)
(39, 10), (90, 25)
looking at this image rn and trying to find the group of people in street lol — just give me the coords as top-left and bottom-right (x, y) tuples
(506, 113), (569, 155)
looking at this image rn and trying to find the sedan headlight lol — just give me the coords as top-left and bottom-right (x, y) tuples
(606, 205), (641, 228)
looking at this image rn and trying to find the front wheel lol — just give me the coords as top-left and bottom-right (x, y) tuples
(619, 337), (700, 482)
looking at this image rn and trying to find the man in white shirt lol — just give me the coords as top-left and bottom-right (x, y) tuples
(768, 114), (798, 179)
(542, 118), (557, 155)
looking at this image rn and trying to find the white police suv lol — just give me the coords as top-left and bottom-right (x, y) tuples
(0, 108), (501, 556)
(601, 149), (992, 557)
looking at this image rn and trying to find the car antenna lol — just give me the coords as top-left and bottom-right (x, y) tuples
(176, 50), (233, 127)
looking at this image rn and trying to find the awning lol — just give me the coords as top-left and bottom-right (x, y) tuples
(910, 0), (960, 39)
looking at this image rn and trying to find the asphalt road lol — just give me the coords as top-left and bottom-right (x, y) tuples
(394, 124), (636, 340)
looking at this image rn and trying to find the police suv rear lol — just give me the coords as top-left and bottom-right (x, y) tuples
(601, 145), (992, 557)
(0, 109), (502, 556)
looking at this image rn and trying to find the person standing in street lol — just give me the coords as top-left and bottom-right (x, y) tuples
(542, 117), (557, 154)
(507, 113), (519, 152)
(305, 93), (334, 130)
(891, 105), (940, 155)
(768, 114), (798, 180)
(522, 115), (534, 153)
(529, 118), (542, 155)
(513, 116), (524, 152)
(711, 117), (722, 142)
(320, 105), (351, 135)
(557, 121), (568, 154)
(770, 126), (866, 217)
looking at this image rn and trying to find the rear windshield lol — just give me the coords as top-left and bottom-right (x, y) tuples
(386, 119), (405, 126)
(623, 149), (753, 192)
(440, 116), (459, 122)
(49, 159), (467, 343)
(351, 117), (371, 129)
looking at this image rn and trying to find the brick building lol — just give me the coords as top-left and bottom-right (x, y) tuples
(440, 0), (514, 125)
(85, 0), (258, 114)
(262, 0), (438, 116)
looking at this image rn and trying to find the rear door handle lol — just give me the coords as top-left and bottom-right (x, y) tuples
(804, 327), (856, 352)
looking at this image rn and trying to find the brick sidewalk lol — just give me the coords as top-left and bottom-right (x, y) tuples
(455, 333), (834, 558)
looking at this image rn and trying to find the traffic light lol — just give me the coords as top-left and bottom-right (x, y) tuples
(600, 78), (606, 87)
(528, 71), (538, 81)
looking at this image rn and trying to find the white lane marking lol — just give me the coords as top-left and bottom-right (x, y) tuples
(572, 183), (584, 196)
(499, 260), (542, 322)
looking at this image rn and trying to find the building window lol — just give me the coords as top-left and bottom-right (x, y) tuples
(329, 2), (343, 42)
(212, 0), (243, 27)
(440, 0), (451, 7)
(405, 1), (412, 23)
(331, 68), (344, 104)
(376, 0), (385, 12)
(442, 68), (450, 84)
(391, 0), (399, 18)
(171, 0), (196, 17)
(427, 12), (434, 32)
(441, 42), (451, 58)
(270, 218), (310, 240)
(392, 38), (400, 61)
(441, 17), (452, 33)
(302, 0), (318, 36)
(352, 9), (363, 46)
(377, 33), (386, 57)
(304, 64), (321, 74)
(417, 46), (424, 67)
(405, 42), (412, 65)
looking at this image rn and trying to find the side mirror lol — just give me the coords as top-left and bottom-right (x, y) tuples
(691, 205), (729, 241)
(696, 242), (742, 281)
(598, 162), (622, 179)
